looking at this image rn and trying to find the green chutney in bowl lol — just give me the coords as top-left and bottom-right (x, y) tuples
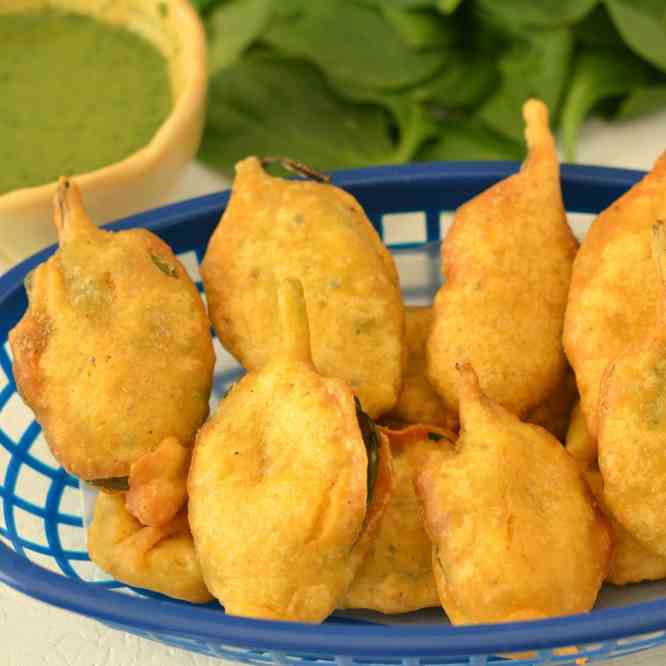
(0, 0), (206, 265)
(0, 10), (171, 196)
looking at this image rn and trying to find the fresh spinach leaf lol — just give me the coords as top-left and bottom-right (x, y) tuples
(560, 49), (652, 159)
(269, 0), (307, 18)
(262, 1), (447, 90)
(354, 397), (380, 509)
(415, 51), (498, 108)
(206, 0), (272, 74)
(329, 76), (438, 161)
(359, 0), (460, 10)
(199, 54), (399, 173)
(573, 5), (623, 47)
(616, 83), (666, 119)
(605, 0), (666, 72)
(196, 0), (666, 172)
(380, 6), (459, 50)
(417, 118), (523, 161)
(477, 29), (573, 141)
(475, 0), (599, 32)
(438, 0), (464, 14)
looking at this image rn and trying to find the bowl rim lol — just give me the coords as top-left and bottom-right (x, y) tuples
(0, 0), (207, 209)
(1, 160), (663, 659)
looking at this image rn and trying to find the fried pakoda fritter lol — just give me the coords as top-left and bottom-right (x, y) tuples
(341, 424), (454, 614)
(525, 365), (578, 442)
(188, 279), (393, 622)
(426, 100), (577, 417)
(598, 222), (666, 558)
(201, 156), (404, 419)
(384, 307), (457, 430)
(88, 492), (212, 603)
(566, 403), (666, 585)
(589, 469), (666, 586)
(564, 152), (666, 438)
(416, 363), (611, 625)
(9, 179), (214, 481)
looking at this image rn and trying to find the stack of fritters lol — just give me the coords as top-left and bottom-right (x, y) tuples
(10, 109), (666, 625)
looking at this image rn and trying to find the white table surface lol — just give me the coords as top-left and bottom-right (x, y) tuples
(1, 110), (666, 666)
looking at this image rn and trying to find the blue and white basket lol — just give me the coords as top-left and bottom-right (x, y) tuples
(1, 162), (665, 665)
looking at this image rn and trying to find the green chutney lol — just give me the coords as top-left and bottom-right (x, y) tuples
(0, 10), (172, 195)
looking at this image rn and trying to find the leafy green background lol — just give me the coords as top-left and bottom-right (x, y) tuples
(192, 0), (666, 173)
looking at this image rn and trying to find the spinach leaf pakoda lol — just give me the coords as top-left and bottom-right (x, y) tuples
(10, 179), (214, 482)
(565, 151), (666, 437)
(188, 279), (393, 622)
(598, 222), (666, 557)
(342, 424), (454, 614)
(567, 403), (666, 585)
(201, 156), (404, 419)
(426, 100), (577, 418)
(416, 363), (610, 624)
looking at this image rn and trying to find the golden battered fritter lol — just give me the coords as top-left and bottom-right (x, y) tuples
(416, 363), (611, 624)
(10, 179), (214, 481)
(588, 470), (666, 585)
(426, 100), (577, 417)
(88, 492), (212, 603)
(201, 157), (404, 419)
(342, 424), (454, 613)
(598, 222), (666, 558)
(567, 403), (666, 585)
(188, 279), (393, 622)
(564, 151), (666, 438)
(384, 307), (457, 430)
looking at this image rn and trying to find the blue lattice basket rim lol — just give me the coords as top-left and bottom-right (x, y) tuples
(0, 161), (663, 662)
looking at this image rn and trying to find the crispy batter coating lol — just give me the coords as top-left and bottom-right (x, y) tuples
(9, 179), (214, 480)
(588, 470), (666, 585)
(426, 100), (577, 417)
(524, 365), (578, 442)
(598, 222), (666, 557)
(125, 436), (190, 527)
(564, 151), (666, 438)
(416, 363), (611, 625)
(342, 424), (454, 613)
(566, 403), (666, 585)
(188, 280), (393, 622)
(384, 307), (457, 430)
(88, 492), (212, 603)
(201, 156), (404, 419)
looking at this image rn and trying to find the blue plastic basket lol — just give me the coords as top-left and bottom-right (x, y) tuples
(0, 162), (664, 665)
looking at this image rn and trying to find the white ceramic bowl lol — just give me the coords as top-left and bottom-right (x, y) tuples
(0, 0), (207, 264)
